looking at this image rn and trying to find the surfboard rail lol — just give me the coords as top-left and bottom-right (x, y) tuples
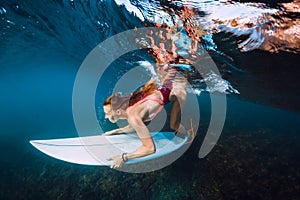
(30, 132), (187, 166)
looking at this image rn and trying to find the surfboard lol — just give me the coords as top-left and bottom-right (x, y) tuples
(30, 132), (187, 166)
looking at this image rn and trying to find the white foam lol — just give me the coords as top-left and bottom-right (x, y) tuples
(117, 0), (279, 52)
(115, 0), (145, 21)
(203, 71), (240, 94)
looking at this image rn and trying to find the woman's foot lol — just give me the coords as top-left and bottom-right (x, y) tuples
(174, 119), (195, 144)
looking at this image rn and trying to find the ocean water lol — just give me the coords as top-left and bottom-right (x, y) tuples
(0, 0), (299, 199)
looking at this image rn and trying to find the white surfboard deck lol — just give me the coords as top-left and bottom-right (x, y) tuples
(30, 132), (187, 166)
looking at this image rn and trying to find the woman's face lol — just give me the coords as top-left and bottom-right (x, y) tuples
(103, 105), (119, 123)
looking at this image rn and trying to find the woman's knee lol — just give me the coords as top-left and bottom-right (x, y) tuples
(172, 89), (186, 102)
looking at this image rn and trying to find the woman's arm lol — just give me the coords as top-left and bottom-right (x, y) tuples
(126, 114), (156, 156)
(102, 125), (134, 136)
(107, 112), (156, 168)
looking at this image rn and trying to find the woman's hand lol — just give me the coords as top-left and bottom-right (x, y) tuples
(107, 155), (124, 168)
(102, 125), (133, 136)
(102, 130), (116, 136)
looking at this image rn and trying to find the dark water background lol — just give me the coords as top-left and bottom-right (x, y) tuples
(0, 0), (299, 199)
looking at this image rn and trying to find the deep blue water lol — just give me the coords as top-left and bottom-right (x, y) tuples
(0, 0), (299, 199)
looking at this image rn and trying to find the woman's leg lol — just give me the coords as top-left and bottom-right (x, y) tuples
(169, 89), (186, 131)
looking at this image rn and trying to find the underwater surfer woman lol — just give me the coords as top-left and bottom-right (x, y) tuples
(102, 75), (187, 168)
